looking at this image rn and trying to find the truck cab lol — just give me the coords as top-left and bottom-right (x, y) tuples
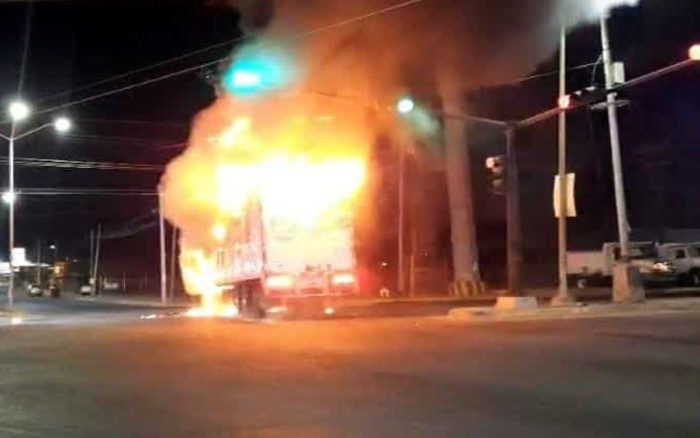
(657, 243), (700, 286)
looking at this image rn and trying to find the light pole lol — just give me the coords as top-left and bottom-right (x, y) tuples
(49, 244), (58, 263)
(396, 98), (415, 296)
(552, 25), (576, 306)
(1, 102), (71, 307)
(599, 14), (645, 303)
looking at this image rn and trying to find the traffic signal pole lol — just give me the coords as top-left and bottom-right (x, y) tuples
(505, 126), (523, 296)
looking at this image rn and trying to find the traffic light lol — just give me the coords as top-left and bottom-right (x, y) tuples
(485, 155), (506, 195)
(222, 45), (297, 97)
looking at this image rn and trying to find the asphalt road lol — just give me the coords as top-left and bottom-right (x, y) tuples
(1, 298), (699, 437)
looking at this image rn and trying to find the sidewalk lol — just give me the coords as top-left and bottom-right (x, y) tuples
(67, 286), (700, 312)
(447, 297), (700, 323)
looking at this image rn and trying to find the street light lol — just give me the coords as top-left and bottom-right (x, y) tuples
(2, 191), (16, 205)
(397, 97), (416, 114)
(689, 44), (700, 61)
(0, 105), (73, 308)
(557, 94), (572, 110)
(8, 101), (30, 122)
(54, 117), (72, 133)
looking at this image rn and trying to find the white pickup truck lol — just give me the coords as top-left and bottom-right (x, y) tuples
(656, 243), (700, 286)
(567, 242), (675, 287)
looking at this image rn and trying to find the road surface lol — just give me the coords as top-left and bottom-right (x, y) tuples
(0, 297), (699, 437)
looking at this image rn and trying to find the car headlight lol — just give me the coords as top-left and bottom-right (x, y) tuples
(652, 262), (673, 273)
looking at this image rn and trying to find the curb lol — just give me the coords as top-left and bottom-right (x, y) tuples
(447, 298), (700, 323)
(73, 296), (190, 309)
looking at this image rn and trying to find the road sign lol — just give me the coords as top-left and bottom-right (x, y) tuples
(553, 173), (577, 218)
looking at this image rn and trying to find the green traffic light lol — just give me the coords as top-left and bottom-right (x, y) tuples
(222, 44), (298, 97)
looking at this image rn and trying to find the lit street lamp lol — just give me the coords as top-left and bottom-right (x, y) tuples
(0, 101), (72, 307)
(2, 191), (16, 205)
(54, 117), (72, 133)
(396, 97), (416, 114)
(690, 44), (700, 61)
(8, 101), (30, 122)
(49, 244), (58, 263)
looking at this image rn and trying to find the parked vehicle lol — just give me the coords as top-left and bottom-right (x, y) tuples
(80, 285), (95, 296)
(657, 243), (700, 286)
(25, 283), (43, 297)
(567, 242), (675, 287)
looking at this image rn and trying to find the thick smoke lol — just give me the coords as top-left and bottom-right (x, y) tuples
(226, 0), (640, 98)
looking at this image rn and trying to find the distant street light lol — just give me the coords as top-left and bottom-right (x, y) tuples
(2, 191), (16, 205)
(690, 44), (700, 61)
(557, 94), (572, 110)
(0, 104), (73, 308)
(397, 97), (416, 114)
(54, 117), (72, 133)
(8, 101), (30, 122)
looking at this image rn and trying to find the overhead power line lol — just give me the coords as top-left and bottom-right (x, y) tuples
(18, 188), (158, 196)
(0, 157), (165, 171)
(513, 61), (600, 84)
(36, 0), (426, 114)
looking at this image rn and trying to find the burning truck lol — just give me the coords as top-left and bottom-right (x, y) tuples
(160, 90), (371, 318)
(211, 179), (360, 317)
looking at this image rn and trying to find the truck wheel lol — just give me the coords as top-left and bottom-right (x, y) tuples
(689, 270), (700, 288)
(243, 281), (266, 319)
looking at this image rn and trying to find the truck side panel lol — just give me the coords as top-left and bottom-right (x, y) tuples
(216, 202), (265, 286)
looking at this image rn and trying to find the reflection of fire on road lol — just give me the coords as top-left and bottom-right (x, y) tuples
(160, 91), (370, 317)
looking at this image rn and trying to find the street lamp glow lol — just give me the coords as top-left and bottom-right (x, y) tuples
(54, 117), (72, 133)
(8, 101), (30, 122)
(49, 244), (56, 250)
(397, 97), (416, 114)
(2, 191), (16, 205)
(689, 44), (700, 61)
(591, 0), (640, 16)
(558, 94), (572, 110)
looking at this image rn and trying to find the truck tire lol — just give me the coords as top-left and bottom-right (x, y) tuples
(688, 270), (700, 288)
(242, 281), (266, 319)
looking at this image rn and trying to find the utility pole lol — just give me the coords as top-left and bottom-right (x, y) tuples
(505, 126), (522, 296)
(89, 229), (95, 283)
(169, 226), (178, 300)
(397, 135), (406, 295)
(35, 238), (41, 286)
(158, 192), (168, 303)
(599, 14), (645, 302)
(93, 223), (102, 295)
(7, 125), (16, 308)
(552, 25), (576, 305)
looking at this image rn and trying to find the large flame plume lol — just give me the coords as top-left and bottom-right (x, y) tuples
(160, 89), (372, 313)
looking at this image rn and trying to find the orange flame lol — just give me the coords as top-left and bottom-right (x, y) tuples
(160, 93), (370, 315)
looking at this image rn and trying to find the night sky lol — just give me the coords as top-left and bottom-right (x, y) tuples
(0, 0), (699, 288)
